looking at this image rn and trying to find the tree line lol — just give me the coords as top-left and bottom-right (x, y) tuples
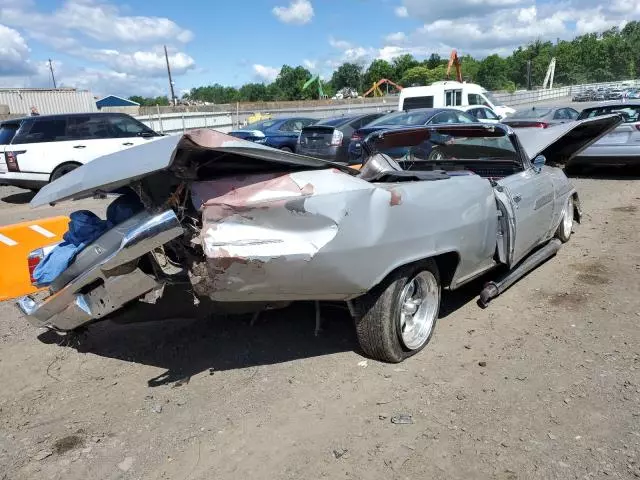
(130, 22), (640, 105)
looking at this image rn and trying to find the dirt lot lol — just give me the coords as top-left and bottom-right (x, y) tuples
(0, 168), (639, 480)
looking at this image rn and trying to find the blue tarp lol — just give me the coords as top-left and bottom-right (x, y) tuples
(33, 191), (144, 286)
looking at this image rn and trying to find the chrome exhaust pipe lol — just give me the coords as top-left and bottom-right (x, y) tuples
(478, 239), (562, 308)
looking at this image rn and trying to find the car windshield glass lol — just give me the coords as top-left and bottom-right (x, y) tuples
(578, 105), (640, 123)
(510, 108), (551, 119)
(316, 117), (350, 126)
(375, 127), (519, 166)
(0, 124), (19, 144)
(244, 120), (278, 131)
(367, 111), (432, 127)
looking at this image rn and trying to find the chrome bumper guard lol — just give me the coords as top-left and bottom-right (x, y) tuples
(17, 209), (184, 331)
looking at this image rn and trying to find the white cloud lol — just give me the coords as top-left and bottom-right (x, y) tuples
(329, 36), (353, 49)
(272, 0), (314, 25)
(0, 23), (35, 76)
(402, 0), (530, 22)
(253, 64), (279, 82)
(395, 0), (635, 58)
(303, 59), (317, 69)
(395, 6), (409, 17)
(0, 0), (193, 44)
(78, 47), (196, 77)
(0, 1), (196, 96)
(384, 32), (408, 44)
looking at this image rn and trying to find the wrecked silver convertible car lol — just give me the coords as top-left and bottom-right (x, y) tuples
(17, 115), (620, 362)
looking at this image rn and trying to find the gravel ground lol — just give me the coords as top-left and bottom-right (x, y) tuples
(0, 130), (639, 479)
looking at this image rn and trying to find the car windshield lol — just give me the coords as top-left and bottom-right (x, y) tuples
(315, 117), (350, 127)
(509, 108), (551, 119)
(375, 127), (519, 166)
(0, 124), (19, 144)
(578, 105), (640, 123)
(244, 119), (279, 131)
(367, 111), (433, 127)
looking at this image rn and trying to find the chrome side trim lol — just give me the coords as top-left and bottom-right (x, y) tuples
(17, 209), (183, 331)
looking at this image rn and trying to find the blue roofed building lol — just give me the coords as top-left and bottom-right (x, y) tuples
(96, 95), (140, 109)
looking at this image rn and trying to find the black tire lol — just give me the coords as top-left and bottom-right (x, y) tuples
(354, 259), (441, 363)
(50, 163), (80, 182)
(280, 146), (293, 153)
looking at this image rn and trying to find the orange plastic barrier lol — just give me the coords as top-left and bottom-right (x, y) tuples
(0, 216), (69, 301)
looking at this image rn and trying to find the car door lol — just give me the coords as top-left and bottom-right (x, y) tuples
(104, 114), (160, 150)
(492, 150), (555, 266)
(8, 117), (70, 175)
(481, 107), (501, 124)
(63, 114), (124, 165)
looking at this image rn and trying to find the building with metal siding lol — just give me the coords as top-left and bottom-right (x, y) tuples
(0, 88), (98, 115)
(96, 95), (140, 108)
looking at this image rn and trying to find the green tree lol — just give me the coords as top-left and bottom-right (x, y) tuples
(238, 83), (269, 102)
(477, 55), (510, 90)
(364, 59), (396, 88)
(399, 65), (446, 87)
(426, 53), (444, 69)
(331, 63), (363, 92)
(273, 65), (312, 100)
(392, 54), (419, 80)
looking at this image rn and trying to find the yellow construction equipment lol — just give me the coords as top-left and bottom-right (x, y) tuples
(0, 216), (69, 301)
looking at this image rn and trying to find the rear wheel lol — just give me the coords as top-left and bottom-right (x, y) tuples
(50, 163), (80, 182)
(555, 195), (574, 242)
(355, 260), (441, 363)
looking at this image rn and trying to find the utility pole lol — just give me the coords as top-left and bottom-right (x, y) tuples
(48, 59), (57, 89)
(164, 45), (176, 106)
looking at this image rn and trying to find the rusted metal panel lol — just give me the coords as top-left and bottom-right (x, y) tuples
(0, 88), (97, 115)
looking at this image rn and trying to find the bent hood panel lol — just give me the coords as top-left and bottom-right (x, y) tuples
(30, 129), (358, 208)
(515, 114), (622, 164)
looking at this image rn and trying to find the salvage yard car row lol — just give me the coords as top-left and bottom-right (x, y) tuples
(1, 87), (638, 365)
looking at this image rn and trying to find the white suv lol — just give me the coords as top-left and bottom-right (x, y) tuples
(0, 112), (162, 191)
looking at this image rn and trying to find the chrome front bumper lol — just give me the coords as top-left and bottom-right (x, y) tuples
(17, 209), (184, 331)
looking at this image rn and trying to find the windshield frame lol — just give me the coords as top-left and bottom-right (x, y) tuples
(364, 124), (525, 169)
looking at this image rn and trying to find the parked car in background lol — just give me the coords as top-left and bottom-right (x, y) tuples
(296, 113), (384, 163)
(458, 105), (501, 123)
(571, 102), (640, 167)
(229, 117), (316, 152)
(572, 90), (594, 102)
(348, 108), (479, 162)
(0, 113), (161, 191)
(501, 106), (579, 129)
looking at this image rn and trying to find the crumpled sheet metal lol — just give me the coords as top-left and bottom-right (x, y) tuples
(193, 169), (500, 302)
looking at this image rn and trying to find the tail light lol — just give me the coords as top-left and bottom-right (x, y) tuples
(27, 243), (58, 285)
(533, 122), (549, 128)
(28, 248), (45, 284)
(330, 130), (344, 146)
(351, 132), (363, 141)
(5, 152), (20, 172)
(634, 123), (640, 131)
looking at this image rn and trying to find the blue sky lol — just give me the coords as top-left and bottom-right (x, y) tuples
(0, 0), (636, 97)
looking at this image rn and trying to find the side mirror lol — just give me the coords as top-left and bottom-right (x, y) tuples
(533, 155), (546, 173)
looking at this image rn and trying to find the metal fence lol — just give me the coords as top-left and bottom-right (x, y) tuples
(131, 78), (638, 135)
